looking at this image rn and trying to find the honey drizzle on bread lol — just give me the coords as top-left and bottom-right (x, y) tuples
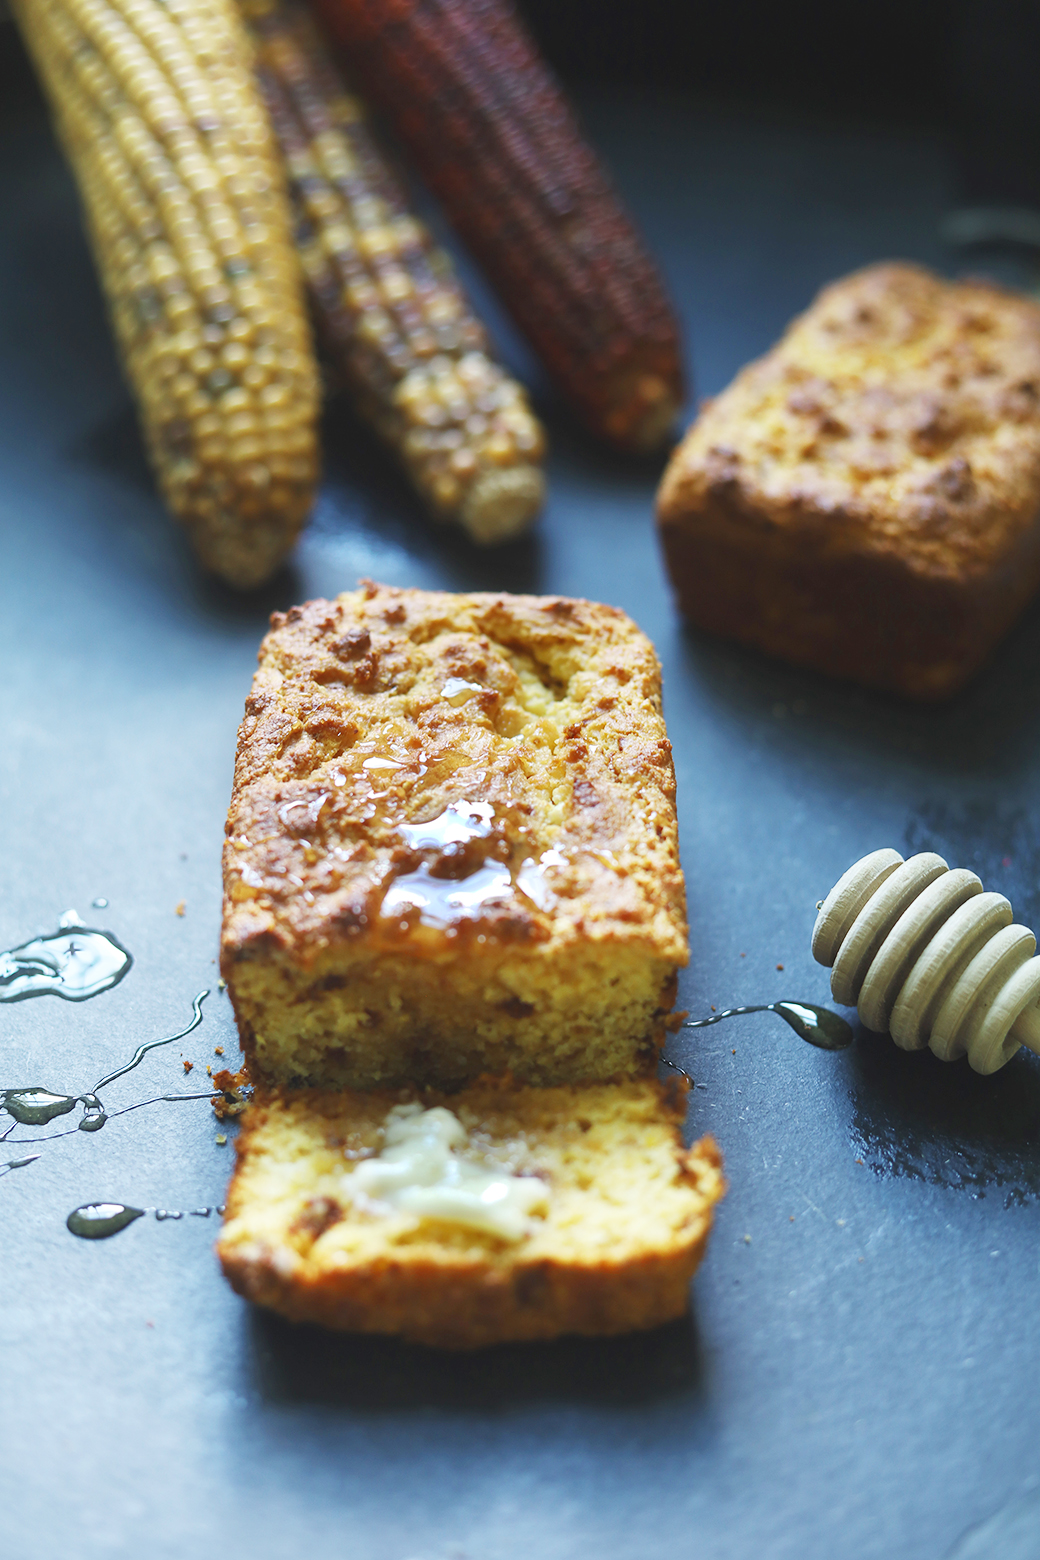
(217, 586), (720, 1345)
(221, 583), (688, 1089)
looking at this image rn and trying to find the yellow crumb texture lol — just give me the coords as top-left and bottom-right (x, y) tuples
(220, 582), (688, 1088)
(217, 1077), (724, 1347)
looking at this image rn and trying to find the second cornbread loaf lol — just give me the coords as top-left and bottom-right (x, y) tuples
(221, 582), (688, 1089)
(658, 263), (1040, 698)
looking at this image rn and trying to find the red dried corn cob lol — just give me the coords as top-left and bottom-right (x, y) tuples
(238, 0), (546, 542)
(313, 0), (686, 453)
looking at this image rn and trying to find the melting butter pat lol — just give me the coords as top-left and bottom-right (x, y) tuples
(348, 1104), (548, 1242)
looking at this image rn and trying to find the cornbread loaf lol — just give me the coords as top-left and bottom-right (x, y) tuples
(217, 1077), (724, 1347)
(221, 582), (688, 1088)
(657, 263), (1040, 699)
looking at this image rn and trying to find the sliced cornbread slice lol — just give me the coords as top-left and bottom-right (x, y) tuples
(216, 1077), (724, 1347)
(221, 583), (688, 1088)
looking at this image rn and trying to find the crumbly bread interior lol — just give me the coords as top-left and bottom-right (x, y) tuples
(217, 1077), (724, 1347)
(221, 583), (688, 1088)
(657, 264), (1040, 697)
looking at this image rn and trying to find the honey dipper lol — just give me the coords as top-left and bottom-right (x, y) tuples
(812, 849), (1040, 1073)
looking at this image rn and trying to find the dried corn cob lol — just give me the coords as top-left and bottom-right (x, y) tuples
(238, 0), (545, 543)
(12, 0), (320, 587)
(313, 0), (685, 453)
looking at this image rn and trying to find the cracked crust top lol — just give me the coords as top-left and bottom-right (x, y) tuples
(659, 263), (1040, 579)
(221, 581), (687, 975)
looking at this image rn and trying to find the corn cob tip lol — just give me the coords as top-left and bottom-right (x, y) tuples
(604, 374), (682, 455)
(315, 0), (685, 454)
(458, 464), (545, 544)
(179, 502), (310, 590)
(243, 0), (545, 542)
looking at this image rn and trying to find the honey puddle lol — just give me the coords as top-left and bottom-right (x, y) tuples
(663, 1001), (853, 1081)
(0, 911), (131, 1003)
(397, 800), (494, 851)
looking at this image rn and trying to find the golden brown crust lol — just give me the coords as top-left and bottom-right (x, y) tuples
(220, 582), (689, 1088)
(217, 1077), (724, 1347)
(657, 263), (1040, 699)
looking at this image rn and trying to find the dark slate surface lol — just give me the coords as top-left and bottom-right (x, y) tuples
(3, 29), (1040, 1560)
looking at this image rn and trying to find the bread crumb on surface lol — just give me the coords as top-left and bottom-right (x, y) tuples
(175, 901), (185, 917)
(212, 1068), (252, 1120)
(182, 1060), (193, 1074)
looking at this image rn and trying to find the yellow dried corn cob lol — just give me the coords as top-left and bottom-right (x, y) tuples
(12, 0), (320, 587)
(238, 0), (545, 544)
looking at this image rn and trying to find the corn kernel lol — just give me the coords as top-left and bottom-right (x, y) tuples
(233, 0), (543, 545)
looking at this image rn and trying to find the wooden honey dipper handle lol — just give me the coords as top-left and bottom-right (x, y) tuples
(812, 849), (1040, 1073)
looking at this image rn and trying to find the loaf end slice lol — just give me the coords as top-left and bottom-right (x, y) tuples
(216, 1076), (724, 1348)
